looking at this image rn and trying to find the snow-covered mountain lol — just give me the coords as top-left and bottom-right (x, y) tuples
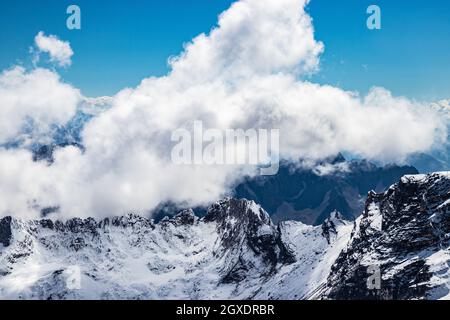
(0, 198), (351, 299)
(322, 172), (450, 300)
(0, 172), (449, 300)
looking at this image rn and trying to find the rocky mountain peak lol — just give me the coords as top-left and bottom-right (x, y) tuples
(160, 209), (197, 226)
(324, 172), (450, 300)
(204, 198), (295, 283)
(321, 210), (348, 244)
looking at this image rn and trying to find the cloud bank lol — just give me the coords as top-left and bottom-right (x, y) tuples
(0, 67), (80, 144)
(34, 31), (74, 67)
(0, 0), (447, 219)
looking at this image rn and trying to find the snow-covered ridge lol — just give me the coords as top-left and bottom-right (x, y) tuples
(323, 172), (450, 300)
(401, 171), (450, 183)
(0, 198), (352, 300)
(1, 172), (449, 300)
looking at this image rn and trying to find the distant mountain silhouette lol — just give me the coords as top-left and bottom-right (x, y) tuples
(234, 155), (418, 225)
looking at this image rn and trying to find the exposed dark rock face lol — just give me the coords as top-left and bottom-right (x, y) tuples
(0, 217), (13, 247)
(169, 209), (197, 226)
(321, 211), (343, 244)
(324, 173), (450, 300)
(205, 198), (295, 283)
(110, 213), (154, 230)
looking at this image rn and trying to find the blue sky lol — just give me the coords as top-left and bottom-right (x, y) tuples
(0, 0), (448, 100)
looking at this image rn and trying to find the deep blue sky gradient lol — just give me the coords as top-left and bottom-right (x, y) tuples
(0, 0), (448, 100)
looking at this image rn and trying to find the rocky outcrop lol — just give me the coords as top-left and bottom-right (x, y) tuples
(0, 217), (12, 247)
(205, 198), (295, 283)
(324, 172), (450, 300)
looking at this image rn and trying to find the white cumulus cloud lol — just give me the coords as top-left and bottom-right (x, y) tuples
(0, 0), (447, 219)
(169, 0), (323, 83)
(34, 31), (74, 67)
(0, 66), (80, 144)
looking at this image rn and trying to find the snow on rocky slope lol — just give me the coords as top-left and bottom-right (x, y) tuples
(322, 172), (450, 300)
(253, 211), (353, 299)
(0, 198), (352, 300)
(1, 172), (449, 300)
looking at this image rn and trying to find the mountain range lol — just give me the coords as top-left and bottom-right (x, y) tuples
(1, 172), (449, 300)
